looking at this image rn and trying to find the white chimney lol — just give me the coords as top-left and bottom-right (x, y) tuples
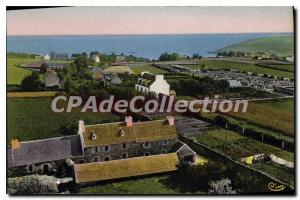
(125, 116), (133, 127)
(78, 120), (85, 135)
(167, 116), (175, 126)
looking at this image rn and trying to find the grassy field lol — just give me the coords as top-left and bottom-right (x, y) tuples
(217, 36), (294, 57)
(225, 99), (294, 136)
(7, 97), (120, 143)
(79, 175), (204, 194)
(186, 60), (294, 78)
(7, 55), (35, 85)
(256, 64), (294, 72)
(129, 65), (168, 75)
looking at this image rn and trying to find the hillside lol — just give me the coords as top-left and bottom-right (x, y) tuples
(217, 36), (294, 57)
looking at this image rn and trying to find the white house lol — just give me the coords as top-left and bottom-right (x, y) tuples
(43, 54), (50, 61)
(91, 54), (100, 63)
(135, 71), (170, 96)
(43, 69), (60, 88)
(227, 80), (241, 88)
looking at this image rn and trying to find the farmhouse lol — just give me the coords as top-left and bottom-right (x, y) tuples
(43, 69), (60, 88)
(135, 72), (170, 96)
(8, 116), (197, 183)
(91, 54), (100, 63)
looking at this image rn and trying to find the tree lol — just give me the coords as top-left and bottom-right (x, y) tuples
(20, 72), (42, 91)
(208, 178), (237, 194)
(7, 175), (59, 194)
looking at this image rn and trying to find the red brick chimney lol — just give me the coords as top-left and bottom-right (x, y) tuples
(125, 116), (133, 127)
(167, 116), (174, 126)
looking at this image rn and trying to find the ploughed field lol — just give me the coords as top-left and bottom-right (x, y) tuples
(7, 97), (120, 143)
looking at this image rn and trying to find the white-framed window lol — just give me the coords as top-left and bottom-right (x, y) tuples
(144, 152), (150, 156)
(104, 145), (110, 152)
(93, 157), (99, 162)
(104, 156), (110, 161)
(96, 147), (101, 152)
(143, 142), (151, 148)
(121, 152), (128, 159)
(162, 140), (169, 145)
(122, 143), (128, 150)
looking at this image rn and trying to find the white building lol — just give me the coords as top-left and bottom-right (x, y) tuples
(91, 54), (100, 63)
(135, 72), (170, 96)
(43, 54), (50, 61)
(227, 80), (241, 88)
(43, 69), (60, 88)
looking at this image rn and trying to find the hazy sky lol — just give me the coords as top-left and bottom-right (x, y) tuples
(7, 7), (294, 35)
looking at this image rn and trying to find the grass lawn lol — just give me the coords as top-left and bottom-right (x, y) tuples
(129, 65), (168, 75)
(7, 97), (121, 143)
(79, 175), (204, 194)
(225, 99), (294, 136)
(186, 60), (294, 78)
(7, 55), (35, 85)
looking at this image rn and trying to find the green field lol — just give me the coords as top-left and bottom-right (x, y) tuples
(186, 60), (294, 78)
(193, 128), (294, 186)
(218, 36), (294, 57)
(129, 65), (168, 74)
(7, 55), (35, 85)
(80, 175), (204, 194)
(7, 97), (120, 143)
(226, 99), (294, 136)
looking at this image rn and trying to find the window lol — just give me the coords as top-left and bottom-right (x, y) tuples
(122, 143), (128, 149)
(162, 140), (169, 145)
(104, 156), (110, 161)
(122, 152), (128, 159)
(143, 142), (150, 148)
(144, 152), (150, 156)
(93, 157), (99, 162)
(104, 146), (110, 152)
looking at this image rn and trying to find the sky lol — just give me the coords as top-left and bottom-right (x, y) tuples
(7, 7), (294, 35)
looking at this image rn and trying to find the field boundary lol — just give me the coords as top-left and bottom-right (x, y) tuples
(7, 91), (57, 98)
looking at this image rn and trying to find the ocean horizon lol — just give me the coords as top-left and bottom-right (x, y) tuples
(7, 32), (292, 59)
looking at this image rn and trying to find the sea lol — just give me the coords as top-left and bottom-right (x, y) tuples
(7, 33), (292, 60)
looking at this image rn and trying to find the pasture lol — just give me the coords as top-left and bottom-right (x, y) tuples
(129, 65), (168, 75)
(225, 99), (294, 136)
(7, 55), (35, 85)
(7, 97), (120, 143)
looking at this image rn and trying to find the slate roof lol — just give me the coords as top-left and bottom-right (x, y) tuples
(9, 135), (83, 167)
(83, 120), (177, 147)
(74, 153), (179, 183)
